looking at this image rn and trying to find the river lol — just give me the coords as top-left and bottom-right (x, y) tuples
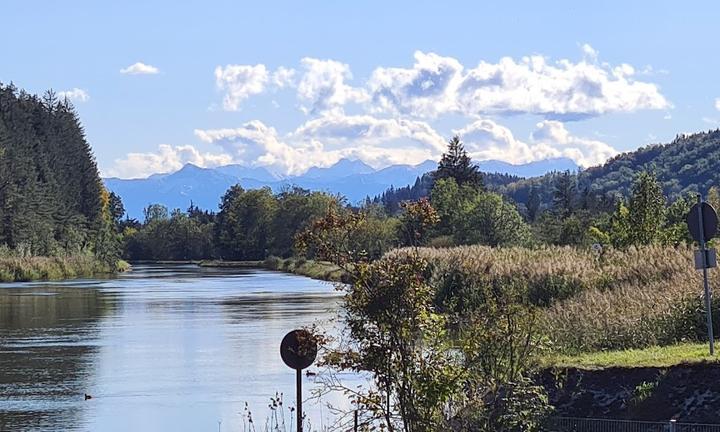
(0, 264), (353, 431)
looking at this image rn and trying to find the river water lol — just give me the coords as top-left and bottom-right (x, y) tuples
(0, 264), (351, 431)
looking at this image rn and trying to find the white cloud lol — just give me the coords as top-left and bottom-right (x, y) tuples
(456, 118), (617, 168)
(214, 64), (269, 111)
(120, 62), (160, 75)
(581, 43), (599, 62)
(57, 88), (90, 103)
(272, 67), (296, 88)
(106, 144), (232, 179)
(458, 55), (668, 119)
(294, 114), (446, 152)
(193, 114), (446, 175)
(297, 58), (368, 114)
(110, 115), (619, 178)
(715, 98), (720, 111)
(531, 120), (618, 167)
(367, 49), (669, 119)
(368, 51), (463, 118)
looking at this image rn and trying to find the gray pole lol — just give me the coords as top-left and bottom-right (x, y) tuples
(698, 194), (715, 355)
(296, 368), (303, 432)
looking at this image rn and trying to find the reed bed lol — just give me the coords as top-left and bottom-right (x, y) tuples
(0, 255), (127, 282)
(388, 245), (712, 353)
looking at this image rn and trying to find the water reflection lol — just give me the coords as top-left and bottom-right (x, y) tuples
(0, 284), (112, 430)
(0, 265), (348, 431)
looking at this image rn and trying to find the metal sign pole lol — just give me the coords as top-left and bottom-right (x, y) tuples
(698, 195), (715, 355)
(281, 329), (316, 432)
(296, 368), (303, 432)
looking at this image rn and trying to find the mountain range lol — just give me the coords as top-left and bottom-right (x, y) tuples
(105, 157), (578, 219)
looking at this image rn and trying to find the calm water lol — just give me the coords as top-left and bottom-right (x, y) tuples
(0, 264), (350, 431)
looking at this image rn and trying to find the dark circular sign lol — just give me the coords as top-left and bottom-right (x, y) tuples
(280, 329), (317, 370)
(687, 202), (719, 243)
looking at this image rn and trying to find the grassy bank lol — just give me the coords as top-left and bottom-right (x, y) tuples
(199, 260), (264, 268)
(263, 256), (348, 283)
(198, 257), (346, 282)
(544, 342), (720, 369)
(390, 245), (713, 353)
(0, 256), (130, 282)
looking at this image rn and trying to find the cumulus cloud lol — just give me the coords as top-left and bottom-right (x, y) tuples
(58, 88), (90, 103)
(715, 98), (720, 111)
(367, 48), (669, 119)
(456, 118), (617, 168)
(193, 114), (447, 175)
(294, 114), (446, 152)
(272, 67), (296, 88)
(459, 54), (668, 119)
(106, 144), (232, 179)
(214, 64), (269, 111)
(120, 62), (160, 75)
(368, 51), (463, 118)
(109, 115), (619, 178)
(297, 58), (368, 114)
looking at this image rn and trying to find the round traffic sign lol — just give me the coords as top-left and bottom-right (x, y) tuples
(280, 329), (318, 370)
(687, 202), (719, 243)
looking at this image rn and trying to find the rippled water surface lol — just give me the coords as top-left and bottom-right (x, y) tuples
(0, 264), (347, 431)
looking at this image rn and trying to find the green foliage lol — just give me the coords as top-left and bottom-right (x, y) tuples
(0, 251), (118, 282)
(397, 198), (439, 247)
(431, 178), (531, 247)
(434, 135), (484, 190)
(627, 171), (666, 245)
(552, 171), (576, 219)
(216, 187), (278, 260)
(300, 207), (550, 431)
(269, 187), (337, 257)
(0, 84), (120, 269)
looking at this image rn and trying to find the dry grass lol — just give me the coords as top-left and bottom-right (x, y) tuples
(0, 255), (120, 282)
(389, 245), (711, 353)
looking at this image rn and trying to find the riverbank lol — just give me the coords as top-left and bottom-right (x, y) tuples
(264, 256), (348, 283)
(0, 256), (130, 282)
(199, 256), (348, 283)
(541, 362), (720, 422)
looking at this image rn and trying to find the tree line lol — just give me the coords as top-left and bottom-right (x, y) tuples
(0, 84), (120, 268)
(118, 134), (704, 264)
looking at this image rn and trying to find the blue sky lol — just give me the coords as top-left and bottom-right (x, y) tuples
(2, 0), (718, 178)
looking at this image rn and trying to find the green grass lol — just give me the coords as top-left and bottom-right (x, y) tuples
(545, 342), (720, 369)
(263, 256), (348, 283)
(0, 255), (124, 282)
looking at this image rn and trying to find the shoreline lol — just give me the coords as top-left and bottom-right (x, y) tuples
(127, 257), (347, 283)
(0, 257), (130, 283)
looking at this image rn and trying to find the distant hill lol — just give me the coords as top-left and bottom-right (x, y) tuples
(105, 159), (439, 219)
(579, 130), (720, 198)
(476, 158), (578, 178)
(105, 157), (572, 219)
(498, 130), (720, 208)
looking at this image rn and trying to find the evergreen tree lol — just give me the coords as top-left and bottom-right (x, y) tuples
(434, 135), (484, 190)
(526, 185), (541, 222)
(552, 171), (576, 219)
(0, 83), (118, 263)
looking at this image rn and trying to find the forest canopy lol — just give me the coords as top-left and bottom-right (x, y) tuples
(0, 83), (119, 269)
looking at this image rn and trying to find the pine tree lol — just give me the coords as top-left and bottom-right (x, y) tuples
(526, 185), (541, 222)
(434, 135), (484, 190)
(552, 171), (576, 219)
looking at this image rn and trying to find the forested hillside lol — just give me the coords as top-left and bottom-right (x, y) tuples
(496, 130), (720, 208)
(0, 83), (121, 279)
